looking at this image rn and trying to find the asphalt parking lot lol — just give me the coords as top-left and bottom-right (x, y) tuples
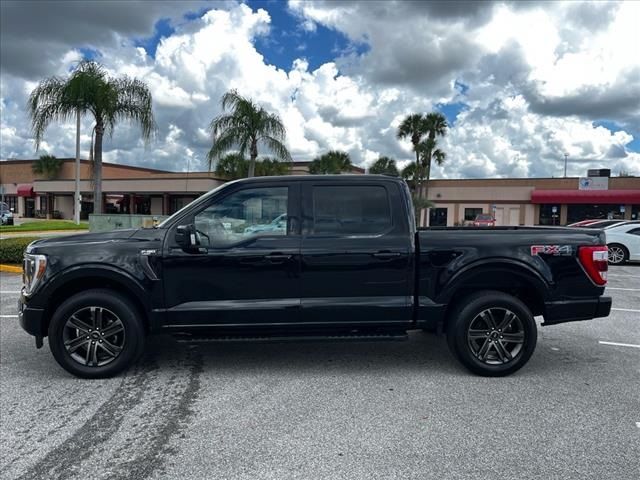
(1, 266), (638, 480)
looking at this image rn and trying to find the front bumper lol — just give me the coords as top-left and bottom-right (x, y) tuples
(18, 293), (47, 337)
(542, 296), (612, 326)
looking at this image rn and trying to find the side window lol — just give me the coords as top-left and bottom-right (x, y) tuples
(194, 187), (288, 247)
(464, 208), (484, 221)
(628, 228), (640, 236)
(312, 185), (391, 235)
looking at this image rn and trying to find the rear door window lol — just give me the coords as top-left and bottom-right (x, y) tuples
(311, 185), (392, 235)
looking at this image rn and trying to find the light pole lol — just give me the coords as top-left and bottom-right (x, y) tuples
(74, 109), (81, 225)
(563, 153), (568, 178)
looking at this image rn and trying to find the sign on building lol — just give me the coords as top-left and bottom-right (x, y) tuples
(578, 177), (608, 190)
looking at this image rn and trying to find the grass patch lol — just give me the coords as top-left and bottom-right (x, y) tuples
(0, 236), (41, 263)
(0, 220), (89, 233)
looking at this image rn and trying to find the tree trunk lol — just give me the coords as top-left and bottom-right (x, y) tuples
(248, 139), (258, 178)
(414, 147), (421, 197)
(93, 122), (104, 215)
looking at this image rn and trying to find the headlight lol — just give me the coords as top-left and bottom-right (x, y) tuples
(23, 254), (47, 296)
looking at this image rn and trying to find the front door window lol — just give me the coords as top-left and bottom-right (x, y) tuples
(194, 187), (289, 248)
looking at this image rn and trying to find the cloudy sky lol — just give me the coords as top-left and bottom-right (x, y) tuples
(1, 0), (639, 178)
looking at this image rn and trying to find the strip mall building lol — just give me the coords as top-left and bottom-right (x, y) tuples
(1, 158), (639, 226)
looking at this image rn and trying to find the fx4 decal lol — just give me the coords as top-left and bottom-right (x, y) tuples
(530, 245), (573, 256)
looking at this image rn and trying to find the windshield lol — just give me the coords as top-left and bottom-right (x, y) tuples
(157, 182), (230, 228)
(476, 214), (493, 221)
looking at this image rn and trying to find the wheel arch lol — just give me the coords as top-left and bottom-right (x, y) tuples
(438, 260), (550, 326)
(41, 265), (151, 333)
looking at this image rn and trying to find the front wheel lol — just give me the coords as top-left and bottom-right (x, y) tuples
(447, 291), (537, 376)
(48, 289), (145, 378)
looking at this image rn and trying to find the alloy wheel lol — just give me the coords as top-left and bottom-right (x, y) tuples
(608, 246), (625, 264)
(62, 306), (125, 367)
(467, 308), (525, 365)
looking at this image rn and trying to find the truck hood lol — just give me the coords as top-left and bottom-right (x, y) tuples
(26, 229), (139, 252)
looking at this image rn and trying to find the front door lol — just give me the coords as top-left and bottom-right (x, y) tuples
(300, 181), (413, 330)
(162, 182), (301, 330)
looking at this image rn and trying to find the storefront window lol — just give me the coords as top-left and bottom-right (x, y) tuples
(464, 208), (483, 221)
(538, 204), (560, 225)
(566, 204), (623, 224)
(631, 205), (640, 220)
(1, 196), (18, 212)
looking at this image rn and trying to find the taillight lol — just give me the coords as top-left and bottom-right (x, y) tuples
(578, 246), (608, 286)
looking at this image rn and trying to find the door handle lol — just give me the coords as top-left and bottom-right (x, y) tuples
(372, 251), (402, 259)
(264, 253), (293, 263)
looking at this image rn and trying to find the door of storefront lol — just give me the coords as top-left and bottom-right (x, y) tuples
(429, 207), (448, 226)
(25, 198), (35, 217)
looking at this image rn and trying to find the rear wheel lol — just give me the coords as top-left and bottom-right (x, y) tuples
(48, 289), (145, 378)
(607, 244), (628, 265)
(447, 291), (537, 376)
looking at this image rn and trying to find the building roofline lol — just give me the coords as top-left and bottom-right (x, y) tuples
(1, 158), (173, 174)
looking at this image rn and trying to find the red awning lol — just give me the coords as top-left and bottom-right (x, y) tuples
(531, 189), (640, 204)
(17, 184), (34, 197)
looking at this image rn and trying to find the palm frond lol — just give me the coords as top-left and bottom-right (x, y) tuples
(207, 131), (244, 169)
(108, 76), (157, 141)
(261, 135), (292, 162)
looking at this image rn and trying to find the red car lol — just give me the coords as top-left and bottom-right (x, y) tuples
(568, 220), (601, 227)
(473, 213), (495, 227)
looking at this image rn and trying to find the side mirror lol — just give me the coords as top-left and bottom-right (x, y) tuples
(10, 208), (14, 212)
(175, 224), (199, 250)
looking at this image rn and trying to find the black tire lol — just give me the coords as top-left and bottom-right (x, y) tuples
(446, 291), (537, 377)
(48, 289), (145, 378)
(607, 243), (628, 265)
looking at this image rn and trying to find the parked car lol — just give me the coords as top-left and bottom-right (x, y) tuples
(605, 222), (640, 264)
(244, 213), (287, 235)
(580, 220), (627, 229)
(568, 220), (601, 227)
(473, 213), (495, 227)
(19, 175), (611, 378)
(1, 201), (14, 225)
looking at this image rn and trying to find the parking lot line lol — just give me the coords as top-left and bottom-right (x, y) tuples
(606, 287), (640, 291)
(0, 291), (20, 294)
(599, 341), (640, 349)
(0, 315), (18, 318)
(611, 307), (640, 313)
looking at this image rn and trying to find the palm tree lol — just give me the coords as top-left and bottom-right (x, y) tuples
(28, 61), (156, 214)
(417, 112), (448, 203)
(397, 113), (428, 181)
(208, 90), (292, 177)
(308, 150), (352, 174)
(214, 154), (291, 180)
(369, 156), (399, 176)
(255, 158), (290, 176)
(401, 162), (417, 182)
(214, 153), (248, 179)
(32, 154), (63, 180)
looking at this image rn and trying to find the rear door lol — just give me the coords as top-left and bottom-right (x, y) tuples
(300, 180), (413, 329)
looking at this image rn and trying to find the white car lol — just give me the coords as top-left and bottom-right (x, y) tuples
(0, 201), (14, 225)
(605, 222), (640, 264)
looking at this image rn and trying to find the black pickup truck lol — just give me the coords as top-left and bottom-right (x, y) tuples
(19, 175), (611, 378)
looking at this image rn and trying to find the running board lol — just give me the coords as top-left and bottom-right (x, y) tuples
(173, 332), (409, 343)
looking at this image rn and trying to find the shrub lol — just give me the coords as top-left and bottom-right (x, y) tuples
(0, 237), (41, 264)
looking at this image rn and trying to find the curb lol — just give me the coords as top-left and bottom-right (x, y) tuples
(0, 264), (22, 273)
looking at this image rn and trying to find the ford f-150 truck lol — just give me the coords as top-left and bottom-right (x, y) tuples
(18, 175), (612, 378)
